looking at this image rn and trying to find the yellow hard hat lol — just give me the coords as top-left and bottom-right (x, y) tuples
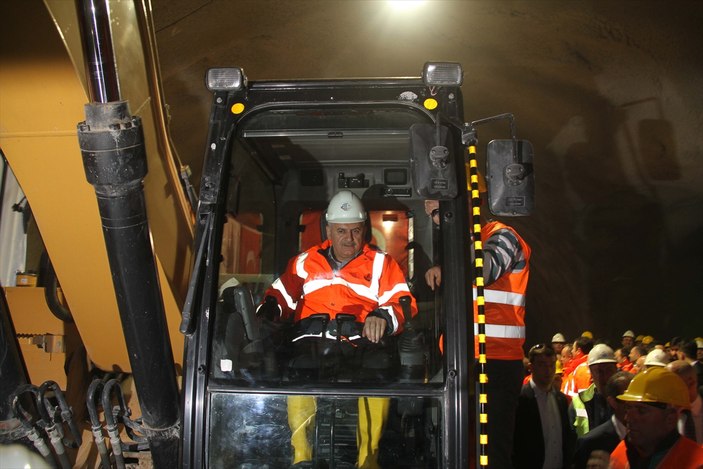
(617, 367), (690, 409)
(581, 330), (593, 340)
(641, 335), (654, 345)
(635, 335), (644, 342)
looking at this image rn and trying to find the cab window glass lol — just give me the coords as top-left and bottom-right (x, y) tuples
(208, 393), (444, 468)
(221, 212), (263, 275)
(212, 110), (444, 390)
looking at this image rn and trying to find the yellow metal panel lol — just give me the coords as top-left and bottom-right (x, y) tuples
(1, 0), (185, 371)
(5, 287), (68, 387)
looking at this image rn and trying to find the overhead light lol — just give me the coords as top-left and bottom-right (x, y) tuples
(206, 68), (247, 92)
(387, 0), (426, 9)
(422, 62), (464, 87)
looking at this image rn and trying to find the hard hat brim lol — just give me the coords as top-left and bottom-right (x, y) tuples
(326, 216), (367, 224)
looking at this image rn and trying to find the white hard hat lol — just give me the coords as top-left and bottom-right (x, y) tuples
(644, 349), (669, 368)
(588, 344), (617, 366)
(325, 190), (367, 224)
(551, 333), (566, 343)
(622, 330), (635, 338)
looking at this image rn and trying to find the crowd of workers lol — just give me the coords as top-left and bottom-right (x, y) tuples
(514, 332), (703, 468)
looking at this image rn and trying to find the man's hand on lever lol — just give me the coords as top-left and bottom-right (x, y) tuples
(362, 316), (388, 344)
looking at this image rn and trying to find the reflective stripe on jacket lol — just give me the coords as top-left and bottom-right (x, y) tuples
(609, 434), (703, 469)
(473, 221), (531, 360)
(265, 240), (417, 334)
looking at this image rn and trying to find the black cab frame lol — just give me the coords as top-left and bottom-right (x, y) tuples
(181, 63), (476, 468)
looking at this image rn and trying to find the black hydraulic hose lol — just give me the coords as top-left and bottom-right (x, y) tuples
(102, 379), (128, 469)
(11, 385), (53, 463)
(36, 382), (71, 469)
(39, 252), (73, 323)
(39, 380), (82, 448)
(87, 379), (111, 469)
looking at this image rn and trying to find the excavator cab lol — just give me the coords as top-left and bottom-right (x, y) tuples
(180, 62), (496, 468)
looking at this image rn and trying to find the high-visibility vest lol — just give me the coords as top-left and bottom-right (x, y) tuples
(473, 221), (531, 360)
(570, 383), (597, 437)
(609, 434), (703, 469)
(264, 240), (417, 335)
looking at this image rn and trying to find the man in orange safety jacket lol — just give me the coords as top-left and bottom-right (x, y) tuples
(562, 335), (594, 379)
(424, 199), (530, 469)
(258, 190), (417, 469)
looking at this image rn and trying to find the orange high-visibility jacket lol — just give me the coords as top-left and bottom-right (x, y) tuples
(609, 435), (703, 469)
(265, 240), (417, 335)
(562, 361), (592, 397)
(473, 221), (531, 360)
(618, 359), (635, 373)
(563, 350), (587, 377)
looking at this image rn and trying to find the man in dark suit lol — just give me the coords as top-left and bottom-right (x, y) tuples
(667, 360), (703, 444)
(512, 344), (576, 469)
(680, 340), (703, 388)
(572, 371), (633, 469)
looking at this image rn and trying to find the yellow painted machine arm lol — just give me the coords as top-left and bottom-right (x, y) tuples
(0, 0), (193, 372)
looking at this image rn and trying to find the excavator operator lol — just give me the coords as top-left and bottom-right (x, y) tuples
(257, 190), (418, 468)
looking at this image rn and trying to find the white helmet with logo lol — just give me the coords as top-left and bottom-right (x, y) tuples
(587, 343), (617, 366)
(325, 190), (367, 223)
(644, 348), (669, 368)
(551, 333), (566, 344)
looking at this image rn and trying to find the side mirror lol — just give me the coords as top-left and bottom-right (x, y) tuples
(486, 139), (535, 216)
(409, 123), (458, 200)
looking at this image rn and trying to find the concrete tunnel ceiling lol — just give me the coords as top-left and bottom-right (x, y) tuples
(152, 0), (703, 347)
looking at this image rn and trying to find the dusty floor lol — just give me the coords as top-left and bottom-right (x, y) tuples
(152, 0), (703, 346)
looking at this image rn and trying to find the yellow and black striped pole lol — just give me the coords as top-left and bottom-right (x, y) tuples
(466, 144), (488, 467)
